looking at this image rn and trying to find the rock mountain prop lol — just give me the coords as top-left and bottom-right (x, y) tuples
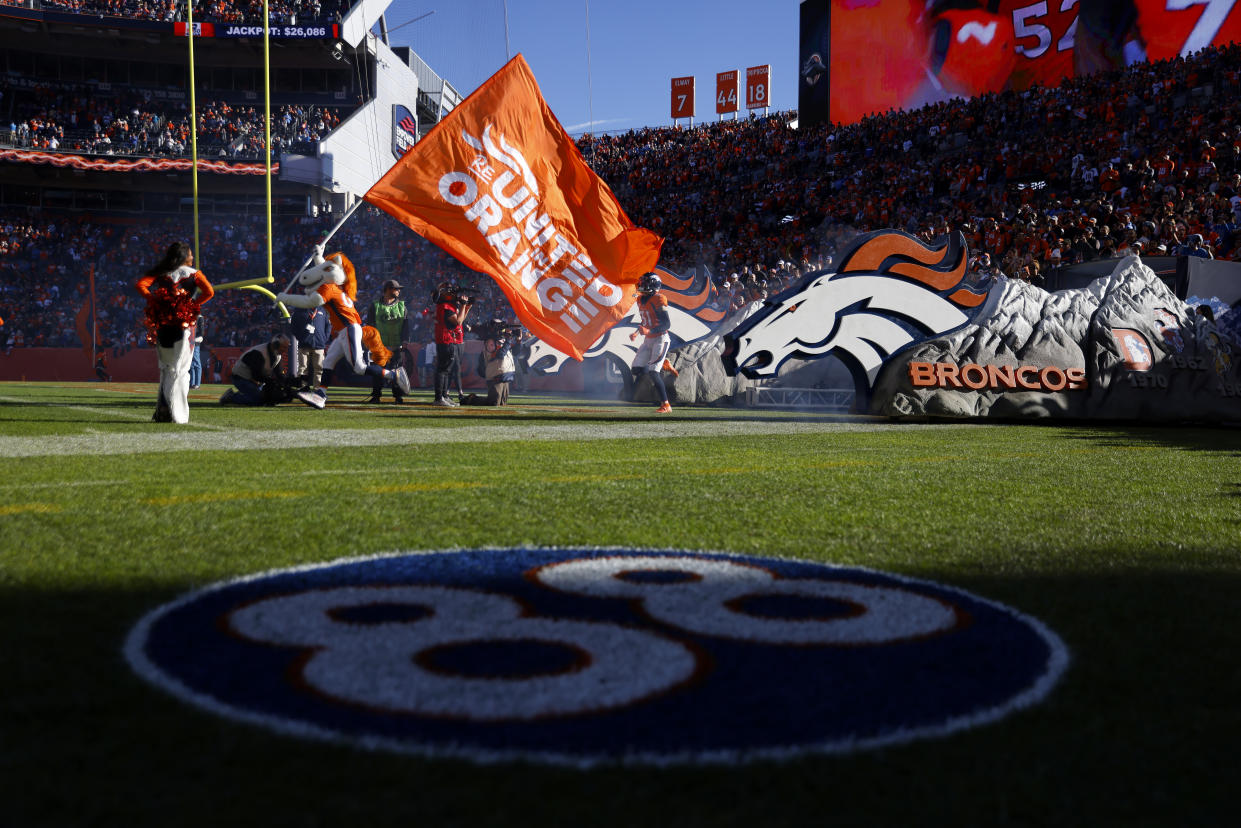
(670, 251), (1236, 422)
(871, 255), (1238, 421)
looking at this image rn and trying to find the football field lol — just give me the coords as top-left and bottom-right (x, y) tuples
(2, 381), (1238, 826)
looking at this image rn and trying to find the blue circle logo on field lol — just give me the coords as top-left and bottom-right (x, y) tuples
(124, 548), (1069, 765)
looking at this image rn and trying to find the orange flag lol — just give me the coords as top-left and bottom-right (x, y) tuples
(365, 54), (663, 360)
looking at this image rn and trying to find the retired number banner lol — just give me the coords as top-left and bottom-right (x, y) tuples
(746, 64), (770, 110)
(716, 70), (739, 115)
(365, 55), (663, 360)
(671, 76), (695, 119)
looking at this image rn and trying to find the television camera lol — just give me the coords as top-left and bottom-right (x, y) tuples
(470, 317), (525, 348)
(433, 281), (480, 305)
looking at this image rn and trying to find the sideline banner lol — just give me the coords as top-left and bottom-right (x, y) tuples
(365, 54), (663, 360)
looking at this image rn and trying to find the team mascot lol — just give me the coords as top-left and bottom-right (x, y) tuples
(277, 246), (410, 408)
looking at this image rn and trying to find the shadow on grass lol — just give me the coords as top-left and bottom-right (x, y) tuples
(1053, 422), (1241, 455)
(5, 568), (1238, 828)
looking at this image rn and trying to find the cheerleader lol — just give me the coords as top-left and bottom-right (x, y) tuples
(135, 242), (214, 423)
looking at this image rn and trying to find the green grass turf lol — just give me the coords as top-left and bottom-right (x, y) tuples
(1, 381), (1239, 826)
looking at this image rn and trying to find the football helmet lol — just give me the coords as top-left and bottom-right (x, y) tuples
(637, 272), (662, 295)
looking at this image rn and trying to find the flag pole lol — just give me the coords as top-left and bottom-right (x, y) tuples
(281, 197), (365, 293)
(585, 0), (593, 134)
(503, 0), (511, 59)
(274, 197), (364, 321)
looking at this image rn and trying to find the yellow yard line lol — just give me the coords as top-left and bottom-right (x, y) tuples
(0, 503), (62, 516)
(142, 490), (307, 506)
(804, 459), (879, 469)
(364, 481), (489, 494)
(540, 473), (646, 484)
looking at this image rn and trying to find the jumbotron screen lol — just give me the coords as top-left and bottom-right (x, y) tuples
(799, 1), (1241, 127)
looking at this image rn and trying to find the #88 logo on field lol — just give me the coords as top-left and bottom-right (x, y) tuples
(124, 548), (1068, 765)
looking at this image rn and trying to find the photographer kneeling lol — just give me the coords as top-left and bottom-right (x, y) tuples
(461, 318), (520, 406)
(221, 334), (302, 406)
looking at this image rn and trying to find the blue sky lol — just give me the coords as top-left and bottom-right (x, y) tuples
(384, 1), (801, 135)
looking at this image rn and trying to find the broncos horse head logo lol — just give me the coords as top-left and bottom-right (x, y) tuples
(724, 230), (989, 394)
(525, 265), (726, 376)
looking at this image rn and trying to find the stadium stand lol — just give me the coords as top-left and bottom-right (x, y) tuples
(6, 0), (351, 25)
(583, 42), (1241, 280)
(3, 87), (343, 158)
(0, 206), (510, 353)
(2, 8), (1241, 360)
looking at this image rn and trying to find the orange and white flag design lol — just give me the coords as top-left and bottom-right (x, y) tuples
(365, 54), (663, 360)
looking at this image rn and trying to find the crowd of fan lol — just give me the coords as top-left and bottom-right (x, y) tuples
(0, 206), (506, 352)
(3, 41), (1241, 354)
(9, 0), (350, 24)
(584, 41), (1241, 290)
(4, 81), (343, 158)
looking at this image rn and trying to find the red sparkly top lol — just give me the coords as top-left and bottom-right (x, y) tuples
(135, 266), (214, 346)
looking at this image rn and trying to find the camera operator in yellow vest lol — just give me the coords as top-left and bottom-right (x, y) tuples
(365, 279), (410, 404)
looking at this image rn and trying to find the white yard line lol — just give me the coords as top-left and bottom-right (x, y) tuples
(0, 478), (131, 491)
(0, 396), (229, 431)
(0, 420), (959, 458)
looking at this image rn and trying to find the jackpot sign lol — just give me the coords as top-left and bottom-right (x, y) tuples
(125, 548), (1068, 765)
(173, 22), (340, 39)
